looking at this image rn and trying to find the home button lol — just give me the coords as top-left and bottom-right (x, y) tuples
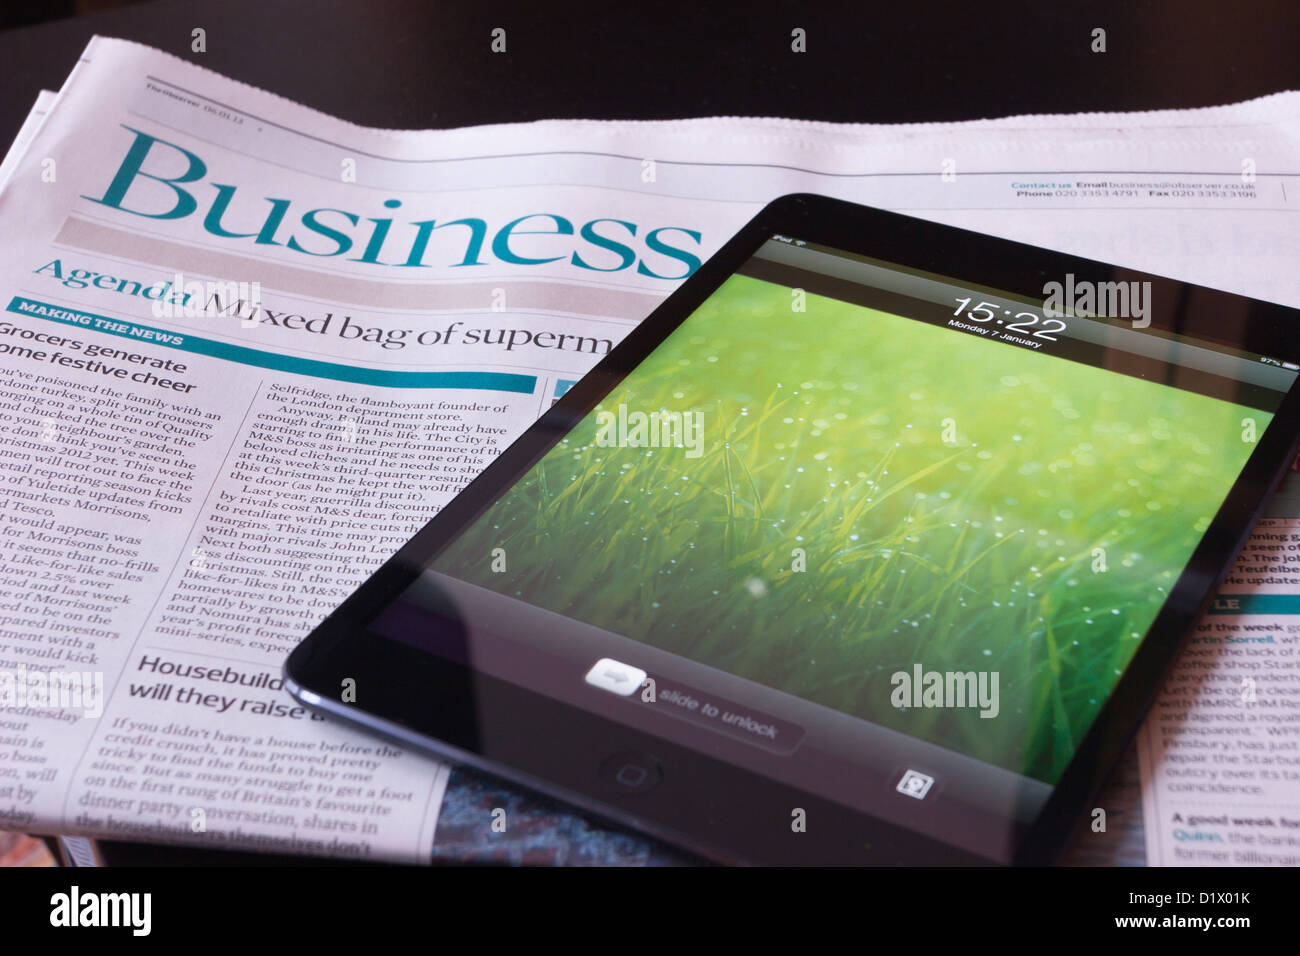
(599, 750), (663, 794)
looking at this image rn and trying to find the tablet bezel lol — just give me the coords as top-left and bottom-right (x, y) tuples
(285, 193), (1300, 865)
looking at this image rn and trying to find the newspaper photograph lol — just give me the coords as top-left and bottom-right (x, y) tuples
(0, 35), (1298, 863)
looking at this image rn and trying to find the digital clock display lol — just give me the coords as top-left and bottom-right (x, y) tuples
(951, 297), (1067, 341)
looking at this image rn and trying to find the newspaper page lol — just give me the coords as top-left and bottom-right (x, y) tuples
(1138, 480), (1300, 866)
(0, 36), (1298, 862)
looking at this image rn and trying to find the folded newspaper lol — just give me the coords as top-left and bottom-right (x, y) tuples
(1, 36), (1298, 865)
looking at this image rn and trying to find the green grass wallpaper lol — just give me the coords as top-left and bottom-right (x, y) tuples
(433, 274), (1264, 782)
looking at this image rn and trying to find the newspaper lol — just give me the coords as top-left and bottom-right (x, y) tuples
(1138, 490), (1300, 866)
(0, 36), (1298, 863)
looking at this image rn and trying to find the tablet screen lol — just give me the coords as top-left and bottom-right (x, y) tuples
(374, 236), (1295, 860)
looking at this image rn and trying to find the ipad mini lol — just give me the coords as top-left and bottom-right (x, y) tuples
(285, 195), (1300, 864)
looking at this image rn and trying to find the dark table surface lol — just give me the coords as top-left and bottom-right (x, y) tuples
(4, 0), (1296, 866)
(4, 0), (1300, 150)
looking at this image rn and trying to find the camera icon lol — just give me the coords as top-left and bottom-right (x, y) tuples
(896, 769), (935, 800)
